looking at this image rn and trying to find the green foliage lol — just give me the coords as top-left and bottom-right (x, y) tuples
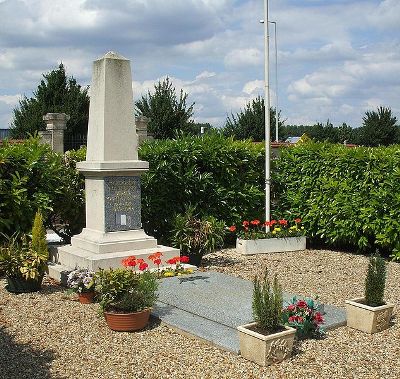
(0, 230), (48, 281)
(365, 253), (387, 307)
(0, 138), (85, 242)
(223, 96), (283, 142)
(273, 142), (400, 255)
(95, 268), (158, 313)
(31, 211), (47, 257)
(281, 121), (358, 144)
(139, 134), (265, 242)
(252, 269), (283, 332)
(10, 63), (89, 139)
(171, 207), (225, 259)
(358, 106), (399, 147)
(135, 77), (195, 139)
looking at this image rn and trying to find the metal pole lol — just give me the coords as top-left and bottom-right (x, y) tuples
(264, 0), (271, 230)
(270, 21), (279, 142)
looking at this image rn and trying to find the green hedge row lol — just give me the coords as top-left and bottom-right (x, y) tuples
(139, 134), (265, 242)
(273, 142), (400, 256)
(0, 138), (85, 242)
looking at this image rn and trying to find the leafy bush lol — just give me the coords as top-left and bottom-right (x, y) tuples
(139, 133), (264, 242)
(252, 269), (283, 333)
(273, 142), (400, 255)
(95, 268), (158, 313)
(0, 138), (85, 242)
(171, 207), (226, 262)
(365, 253), (387, 307)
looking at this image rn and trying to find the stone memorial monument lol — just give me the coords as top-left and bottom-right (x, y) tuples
(53, 52), (179, 274)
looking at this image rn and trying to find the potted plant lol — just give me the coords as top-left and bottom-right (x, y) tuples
(171, 207), (225, 266)
(95, 255), (158, 332)
(237, 269), (296, 366)
(230, 218), (306, 255)
(282, 297), (325, 339)
(67, 269), (96, 304)
(0, 211), (48, 293)
(345, 253), (394, 333)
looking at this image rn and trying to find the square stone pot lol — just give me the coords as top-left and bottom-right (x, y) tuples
(236, 236), (306, 255)
(237, 322), (296, 366)
(345, 297), (394, 334)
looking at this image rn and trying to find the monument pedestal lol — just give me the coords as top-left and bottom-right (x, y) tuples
(49, 52), (180, 279)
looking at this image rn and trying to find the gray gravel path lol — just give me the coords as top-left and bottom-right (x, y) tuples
(0, 248), (399, 378)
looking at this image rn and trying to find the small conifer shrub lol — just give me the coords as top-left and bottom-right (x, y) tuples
(364, 253), (386, 307)
(252, 268), (283, 333)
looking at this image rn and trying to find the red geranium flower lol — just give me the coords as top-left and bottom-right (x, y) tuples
(154, 258), (162, 266)
(278, 219), (288, 226)
(264, 221), (271, 227)
(314, 312), (324, 324)
(242, 220), (249, 227)
(122, 256), (137, 267)
(270, 220), (277, 225)
(180, 256), (190, 263)
(296, 300), (308, 308)
(139, 262), (148, 271)
(229, 225), (236, 232)
(250, 219), (261, 226)
(166, 257), (178, 265)
(294, 218), (301, 223)
(287, 304), (296, 312)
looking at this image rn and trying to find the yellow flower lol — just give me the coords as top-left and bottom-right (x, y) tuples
(272, 230), (276, 235)
(274, 227), (281, 232)
(186, 269), (193, 274)
(163, 271), (175, 277)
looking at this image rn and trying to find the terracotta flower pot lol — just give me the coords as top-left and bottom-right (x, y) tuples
(78, 291), (95, 304)
(104, 308), (151, 332)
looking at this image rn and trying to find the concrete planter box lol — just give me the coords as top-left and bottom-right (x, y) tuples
(345, 297), (394, 334)
(237, 323), (296, 366)
(236, 236), (306, 255)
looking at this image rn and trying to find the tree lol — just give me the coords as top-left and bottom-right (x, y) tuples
(358, 106), (398, 146)
(10, 63), (89, 139)
(222, 96), (284, 141)
(135, 77), (195, 139)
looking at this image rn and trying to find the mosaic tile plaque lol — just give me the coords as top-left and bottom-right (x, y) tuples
(104, 176), (141, 232)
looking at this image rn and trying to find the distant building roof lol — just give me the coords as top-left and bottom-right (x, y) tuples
(285, 136), (301, 144)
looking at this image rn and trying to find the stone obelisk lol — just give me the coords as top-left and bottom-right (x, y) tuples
(55, 52), (178, 272)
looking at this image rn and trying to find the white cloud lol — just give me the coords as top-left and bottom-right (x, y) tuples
(224, 48), (263, 68)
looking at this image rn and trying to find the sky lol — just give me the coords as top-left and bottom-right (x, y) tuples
(0, 0), (399, 130)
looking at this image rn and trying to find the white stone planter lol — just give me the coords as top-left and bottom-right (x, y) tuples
(236, 236), (306, 255)
(237, 323), (296, 366)
(345, 297), (394, 334)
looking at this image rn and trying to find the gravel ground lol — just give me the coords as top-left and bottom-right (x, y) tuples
(0, 248), (399, 379)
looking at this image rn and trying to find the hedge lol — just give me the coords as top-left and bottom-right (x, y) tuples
(273, 142), (400, 256)
(0, 138), (85, 242)
(139, 133), (265, 242)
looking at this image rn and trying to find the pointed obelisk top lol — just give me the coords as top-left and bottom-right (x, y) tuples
(82, 51), (142, 165)
(101, 51), (129, 60)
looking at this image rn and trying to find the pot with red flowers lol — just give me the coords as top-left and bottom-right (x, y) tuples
(95, 255), (158, 332)
(229, 218), (306, 255)
(282, 297), (325, 340)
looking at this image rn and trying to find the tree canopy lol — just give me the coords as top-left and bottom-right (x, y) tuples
(222, 96), (284, 142)
(135, 77), (196, 139)
(358, 106), (398, 146)
(10, 63), (89, 139)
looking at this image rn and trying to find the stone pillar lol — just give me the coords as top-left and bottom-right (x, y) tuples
(55, 52), (178, 272)
(135, 116), (154, 144)
(40, 113), (69, 154)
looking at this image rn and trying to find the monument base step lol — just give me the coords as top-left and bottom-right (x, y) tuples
(53, 244), (180, 272)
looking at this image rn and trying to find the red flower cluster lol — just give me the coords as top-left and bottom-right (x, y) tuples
(148, 251), (163, 266)
(288, 315), (304, 323)
(166, 255), (190, 265)
(122, 256), (148, 271)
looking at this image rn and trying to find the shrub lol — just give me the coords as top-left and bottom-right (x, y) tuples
(273, 142), (400, 255)
(252, 268), (283, 333)
(365, 253), (387, 307)
(171, 207), (226, 262)
(139, 133), (264, 242)
(0, 138), (85, 243)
